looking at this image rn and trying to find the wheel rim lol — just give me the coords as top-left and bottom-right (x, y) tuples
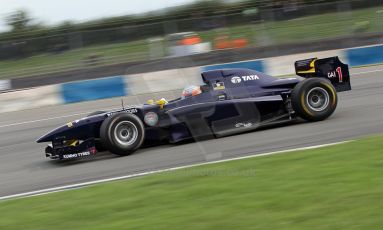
(306, 87), (330, 112)
(113, 121), (138, 147)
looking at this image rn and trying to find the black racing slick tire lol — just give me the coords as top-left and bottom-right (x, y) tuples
(100, 113), (145, 156)
(291, 78), (338, 121)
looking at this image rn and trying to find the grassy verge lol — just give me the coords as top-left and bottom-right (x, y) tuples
(1, 135), (383, 229)
(0, 6), (382, 79)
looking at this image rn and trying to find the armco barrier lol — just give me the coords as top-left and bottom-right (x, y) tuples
(61, 76), (126, 103)
(202, 60), (264, 72)
(346, 45), (383, 67)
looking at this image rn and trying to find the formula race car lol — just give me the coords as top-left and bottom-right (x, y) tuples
(37, 56), (351, 159)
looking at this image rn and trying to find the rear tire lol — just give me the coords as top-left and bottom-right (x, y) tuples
(291, 78), (337, 121)
(100, 113), (145, 156)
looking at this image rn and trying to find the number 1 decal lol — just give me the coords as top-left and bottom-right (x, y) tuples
(336, 67), (343, 82)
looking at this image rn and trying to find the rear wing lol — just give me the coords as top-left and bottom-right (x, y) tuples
(295, 56), (351, 92)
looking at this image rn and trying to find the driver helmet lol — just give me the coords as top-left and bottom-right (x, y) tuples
(182, 85), (201, 99)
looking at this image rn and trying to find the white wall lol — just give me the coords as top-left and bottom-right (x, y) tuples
(125, 67), (203, 95)
(0, 85), (63, 113)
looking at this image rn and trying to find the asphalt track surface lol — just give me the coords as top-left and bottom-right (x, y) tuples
(0, 65), (382, 197)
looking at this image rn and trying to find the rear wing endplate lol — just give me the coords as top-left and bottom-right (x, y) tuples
(295, 56), (351, 92)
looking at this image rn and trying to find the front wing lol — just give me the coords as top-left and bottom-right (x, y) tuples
(45, 138), (97, 160)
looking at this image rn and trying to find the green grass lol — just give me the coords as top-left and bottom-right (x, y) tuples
(1, 135), (383, 229)
(1, 6), (382, 79)
(0, 40), (150, 79)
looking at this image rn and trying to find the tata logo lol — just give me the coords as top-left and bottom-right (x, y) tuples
(231, 76), (242, 83)
(231, 75), (259, 84)
(242, 75), (259, 81)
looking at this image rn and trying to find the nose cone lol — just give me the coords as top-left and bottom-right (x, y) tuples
(36, 113), (106, 143)
(36, 132), (53, 143)
(36, 124), (69, 143)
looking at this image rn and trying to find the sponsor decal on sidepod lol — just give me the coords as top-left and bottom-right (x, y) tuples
(231, 75), (259, 84)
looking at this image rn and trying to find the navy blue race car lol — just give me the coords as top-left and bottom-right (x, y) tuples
(37, 57), (351, 159)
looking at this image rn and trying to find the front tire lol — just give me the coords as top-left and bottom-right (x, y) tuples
(100, 113), (145, 156)
(291, 78), (337, 121)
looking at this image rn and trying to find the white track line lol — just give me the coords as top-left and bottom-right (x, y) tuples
(0, 106), (116, 128)
(0, 112), (89, 128)
(352, 68), (383, 75)
(0, 140), (349, 201)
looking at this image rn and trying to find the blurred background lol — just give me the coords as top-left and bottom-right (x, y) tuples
(0, 0), (382, 87)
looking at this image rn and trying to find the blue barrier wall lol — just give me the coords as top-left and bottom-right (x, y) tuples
(202, 60), (265, 72)
(61, 76), (126, 103)
(346, 45), (383, 67)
